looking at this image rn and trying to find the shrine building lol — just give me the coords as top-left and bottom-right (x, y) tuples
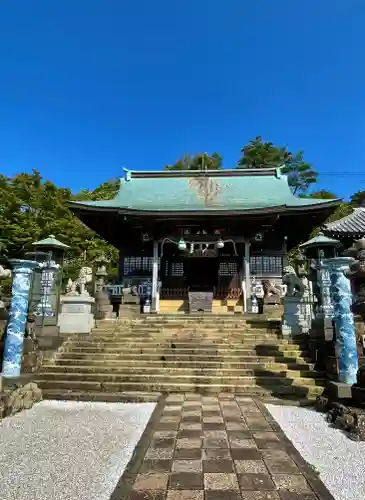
(69, 168), (340, 313)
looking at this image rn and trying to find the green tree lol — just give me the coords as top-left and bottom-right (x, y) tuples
(165, 152), (223, 170)
(350, 190), (365, 207)
(306, 190), (338, 199)
(237, 136), (318, 194)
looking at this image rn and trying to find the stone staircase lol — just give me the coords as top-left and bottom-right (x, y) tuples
(35, 315), (325, 402)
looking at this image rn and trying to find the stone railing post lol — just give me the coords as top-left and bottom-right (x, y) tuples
(327, 257), (358, 385)
(2, 259), (39, 378)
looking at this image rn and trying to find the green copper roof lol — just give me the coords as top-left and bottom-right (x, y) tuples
(69, 169), (341, 213)
(299, 232), (340, 250)
(32, 234), (70, 249)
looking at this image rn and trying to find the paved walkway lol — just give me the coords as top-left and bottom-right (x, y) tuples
(112, 394), (335, 500)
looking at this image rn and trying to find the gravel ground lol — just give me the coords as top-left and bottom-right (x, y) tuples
(266, 403), (365, 500)
(0, 400), (156, 500)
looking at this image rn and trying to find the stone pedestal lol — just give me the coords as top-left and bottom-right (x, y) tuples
(58, 293), (95, 334)
(94, 288), (115, 320)
(281, 296), (312, 337)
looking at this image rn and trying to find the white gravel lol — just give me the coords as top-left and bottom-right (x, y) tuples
(266, 403), (365, 500)
(0, 400), (156, 500)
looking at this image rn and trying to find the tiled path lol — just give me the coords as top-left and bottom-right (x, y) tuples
(111, 394), (335, 500)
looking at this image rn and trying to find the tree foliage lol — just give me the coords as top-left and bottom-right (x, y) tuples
(237, 136), (318, 194)
(165, 152), (223, 171)
(0, 171), (118, 279)
(350, 190), (365, 207)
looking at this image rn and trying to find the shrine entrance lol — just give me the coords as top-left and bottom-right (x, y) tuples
(183, 257), (219, 292)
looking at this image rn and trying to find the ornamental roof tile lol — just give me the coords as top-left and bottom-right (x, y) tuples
(323, 208), (365, 236)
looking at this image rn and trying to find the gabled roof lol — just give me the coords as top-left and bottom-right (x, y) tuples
(323, 207), (365, 237)
(69, 168), (341, 215)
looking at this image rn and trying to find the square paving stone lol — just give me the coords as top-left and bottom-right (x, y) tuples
(183, 402), (202, 409)
(238, 473), (276, 491)
(151, 438), (176, 449)
(227, 430), (252, 439)
(202, 448), (232, 460)
(181, 416), (202, 423)
(140, 459), (173, 473)
(182, 410), (202, 417)
(204, 473), (239, 491)
(226, 422), (249, 431)
(202, 417), (224, 423)
(164, 406), (183, 413)
(252, 432), (280, 441)
(161, 417), (182, 423)
(166, 395), (185, 402)
(240, 493), (280, 500)
(180, 423), (202, 431)
(145, 448), (175, 460)
(169, 472), (204, 490)
(201, 405), (221, 411)
(205, 492), (243, 500)
(202, 411), (222, 418)
(229, 437), (257, 449)
(185, 394), (203, 401)
(255, 439), (288, 450)
(272, 475), (312, 493)
(174, 448), (202, 460)
(262, 450), (300, 474)
(166, 491), (203, 500)
(177, 438), (202, 449)
(127, 491), (167, 500)
(203, 438), (229, 449)
(172, 460), (203, 473)
(203, 430), (227, 439)
(202, 422), (225, 430)
(202, 459), (234, 473)
(134, 473), (169, 490)
(245, 419), (273, 431)
(278, 493), (319, 500)
(234, 460), (269, 474)
(178, 430), (203, 439)
(230, 448), (262, 460)
(153, 431), (178, 439)
(156, 423), (180, 431)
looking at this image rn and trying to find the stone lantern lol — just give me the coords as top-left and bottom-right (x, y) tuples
(26, 235), (70, 331)
(93, 253), (115, 320)
(299, 233), (341, 374)
(299, 232), (341, 339)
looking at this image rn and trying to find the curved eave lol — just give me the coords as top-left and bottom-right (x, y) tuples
(68, 199), (341, 217)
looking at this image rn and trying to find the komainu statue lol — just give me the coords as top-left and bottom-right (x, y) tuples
(262, 279), (281, 304)
(282, 265), (305, 298)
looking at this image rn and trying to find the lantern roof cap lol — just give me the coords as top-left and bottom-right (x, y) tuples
(32, 234), (70, 250)
(299, 231), (340, 250)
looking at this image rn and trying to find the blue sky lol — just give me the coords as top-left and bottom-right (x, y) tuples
(1, 0), (364, 199)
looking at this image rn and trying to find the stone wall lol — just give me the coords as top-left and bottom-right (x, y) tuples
(0, 382), (42, 419)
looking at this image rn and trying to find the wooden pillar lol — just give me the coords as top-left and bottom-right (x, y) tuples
(118, 248), (125, 284)
(151, 241), (159, 313)
(244, 240), (251, 312)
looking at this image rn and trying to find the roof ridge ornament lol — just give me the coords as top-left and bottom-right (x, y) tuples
(122, 167), (132, 182)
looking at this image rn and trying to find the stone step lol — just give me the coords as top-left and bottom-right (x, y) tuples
(89, 330), (281, 337)
(51, 358), (316, 370)
(80, 335), (302, 343)
(41, 364), (322, 378)
(56, 352), (312, 363)
(40, 390), (162, 402)
(66, 341), (307, 351)
(35, 379), (324, 397)
(60, 345), (308, 355)
(36, 372), (325, 387)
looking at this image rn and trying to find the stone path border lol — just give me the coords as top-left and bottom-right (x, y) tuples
(110, 394), (335, 500)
